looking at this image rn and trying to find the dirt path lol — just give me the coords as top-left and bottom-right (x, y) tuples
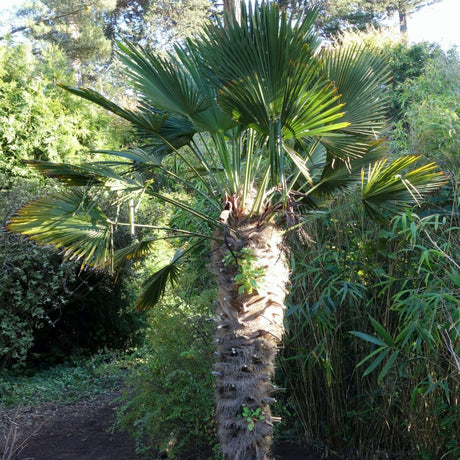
(0, 394), (137, 460)
(1, 394), (340, 459)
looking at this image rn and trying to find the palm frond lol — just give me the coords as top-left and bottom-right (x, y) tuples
(323, 44), (392, 137)
(361, 156), (447, 220)
(25, 160), (143, 191)
(7, 190), (113, 270)
(60, 85), (196, 151)
(117, 41), (236, 134)
(309, 142), (386, 197)
(136, 248), (185, 311)
(199, 4), (346, 137)
(118, 41), (210, 118)
(94, 147), (162, 166)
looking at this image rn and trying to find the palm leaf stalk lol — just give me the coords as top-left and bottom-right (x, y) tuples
(8, 3), (445, 459)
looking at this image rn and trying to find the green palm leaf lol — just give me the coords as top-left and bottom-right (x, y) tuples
(118, 41), (210, 118)
(24, 160), (143, 190)
(118, 41), (236, 133)
(136, 248), (185, 311)
(323, 44), (392, 137)
(60, 85), (196, 150)
(361, 156), (447, 220)
(7, 190), (113, 269)
(199, 4), (347, 137)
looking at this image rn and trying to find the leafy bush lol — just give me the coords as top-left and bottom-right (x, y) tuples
(0, 180), (146, 369)
(0, 179), (77, 369)
(392, 49), (460, 175)
(0, 40), (130, 178)
(116, 297), (217, 459)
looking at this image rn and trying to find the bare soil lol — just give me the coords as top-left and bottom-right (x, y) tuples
(0, 394), (340, 459)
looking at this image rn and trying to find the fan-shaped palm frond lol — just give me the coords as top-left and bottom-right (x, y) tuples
(323, 43), (392, 137)
(7, 190), (113, 269)
(196, 3), (350, 185)
(361, 156), (447, 220)
(24, 160), (144, 189)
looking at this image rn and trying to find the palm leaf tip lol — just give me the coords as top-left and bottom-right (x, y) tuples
(136, 248), (185, 311)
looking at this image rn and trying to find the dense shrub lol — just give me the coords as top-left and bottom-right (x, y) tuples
(0, 180), (146, 369)
(392, 49), (460, 175)
(0, 179), (76, 369)
(29, 265), (146, 366)
(0, 41), (129, 179)
(116, 295), (217, 459)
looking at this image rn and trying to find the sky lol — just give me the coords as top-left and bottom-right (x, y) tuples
(0, 0), (459, 50)
(407, 0), (460, 50)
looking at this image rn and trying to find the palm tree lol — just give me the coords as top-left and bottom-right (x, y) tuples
(8, 3), (445, 459)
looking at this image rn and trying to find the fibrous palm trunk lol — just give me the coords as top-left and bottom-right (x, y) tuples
(210, 217), (289, 460)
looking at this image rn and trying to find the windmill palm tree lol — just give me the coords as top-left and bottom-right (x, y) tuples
(8, 3), (445, 459)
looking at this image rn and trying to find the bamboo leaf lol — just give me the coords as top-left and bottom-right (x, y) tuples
(369, 316), (395, 347)
(377, 350), (399, 383)
(362, 348), (390, 377)
(350, 331), (387, 347)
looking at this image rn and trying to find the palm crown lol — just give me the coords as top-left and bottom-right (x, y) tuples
(9, 4), (443, 282)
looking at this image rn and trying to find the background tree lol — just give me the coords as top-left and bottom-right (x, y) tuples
(279, 0), (442, 36)
(8, 3), (445, 458)
(0, 39), (129, 179)
(15, 0), (116, 83)
(380, 0), (443, 34)
(11, 0), (212, 82)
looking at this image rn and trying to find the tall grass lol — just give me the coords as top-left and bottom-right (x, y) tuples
(281, 200), (459, 458)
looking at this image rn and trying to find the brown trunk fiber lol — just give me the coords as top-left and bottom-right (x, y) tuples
(210, 219), (289, 459)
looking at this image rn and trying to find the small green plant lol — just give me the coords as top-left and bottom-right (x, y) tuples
(224, 247), (265, 295)
(239, 406), (265, 431)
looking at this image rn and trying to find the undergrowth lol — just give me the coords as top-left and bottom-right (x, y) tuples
(0, 352), (132, 409)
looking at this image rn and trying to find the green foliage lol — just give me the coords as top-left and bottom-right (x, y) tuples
(0, 40), (129, 178)
(30, 265), (146, 365)
(0, 352), (129, 408)
(224, 247), (265, 295)
(19, 0), (116, 66)
(15, 0), (211, 66)
(392, 49), (460, 175)
(282, 205), (459, 458)
(115, 223), (217, 458)
(336, 29), (444, 119)
(0, 179), (145, 369)
(8, 4), (444, 314)
(115, 295), (217, 459)
(311, 0), (442, 36)
(238, 406), (266, 432)
(0, 179), (77, 369)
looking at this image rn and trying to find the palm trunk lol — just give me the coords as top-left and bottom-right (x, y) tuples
(210, 218), (289, 459)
